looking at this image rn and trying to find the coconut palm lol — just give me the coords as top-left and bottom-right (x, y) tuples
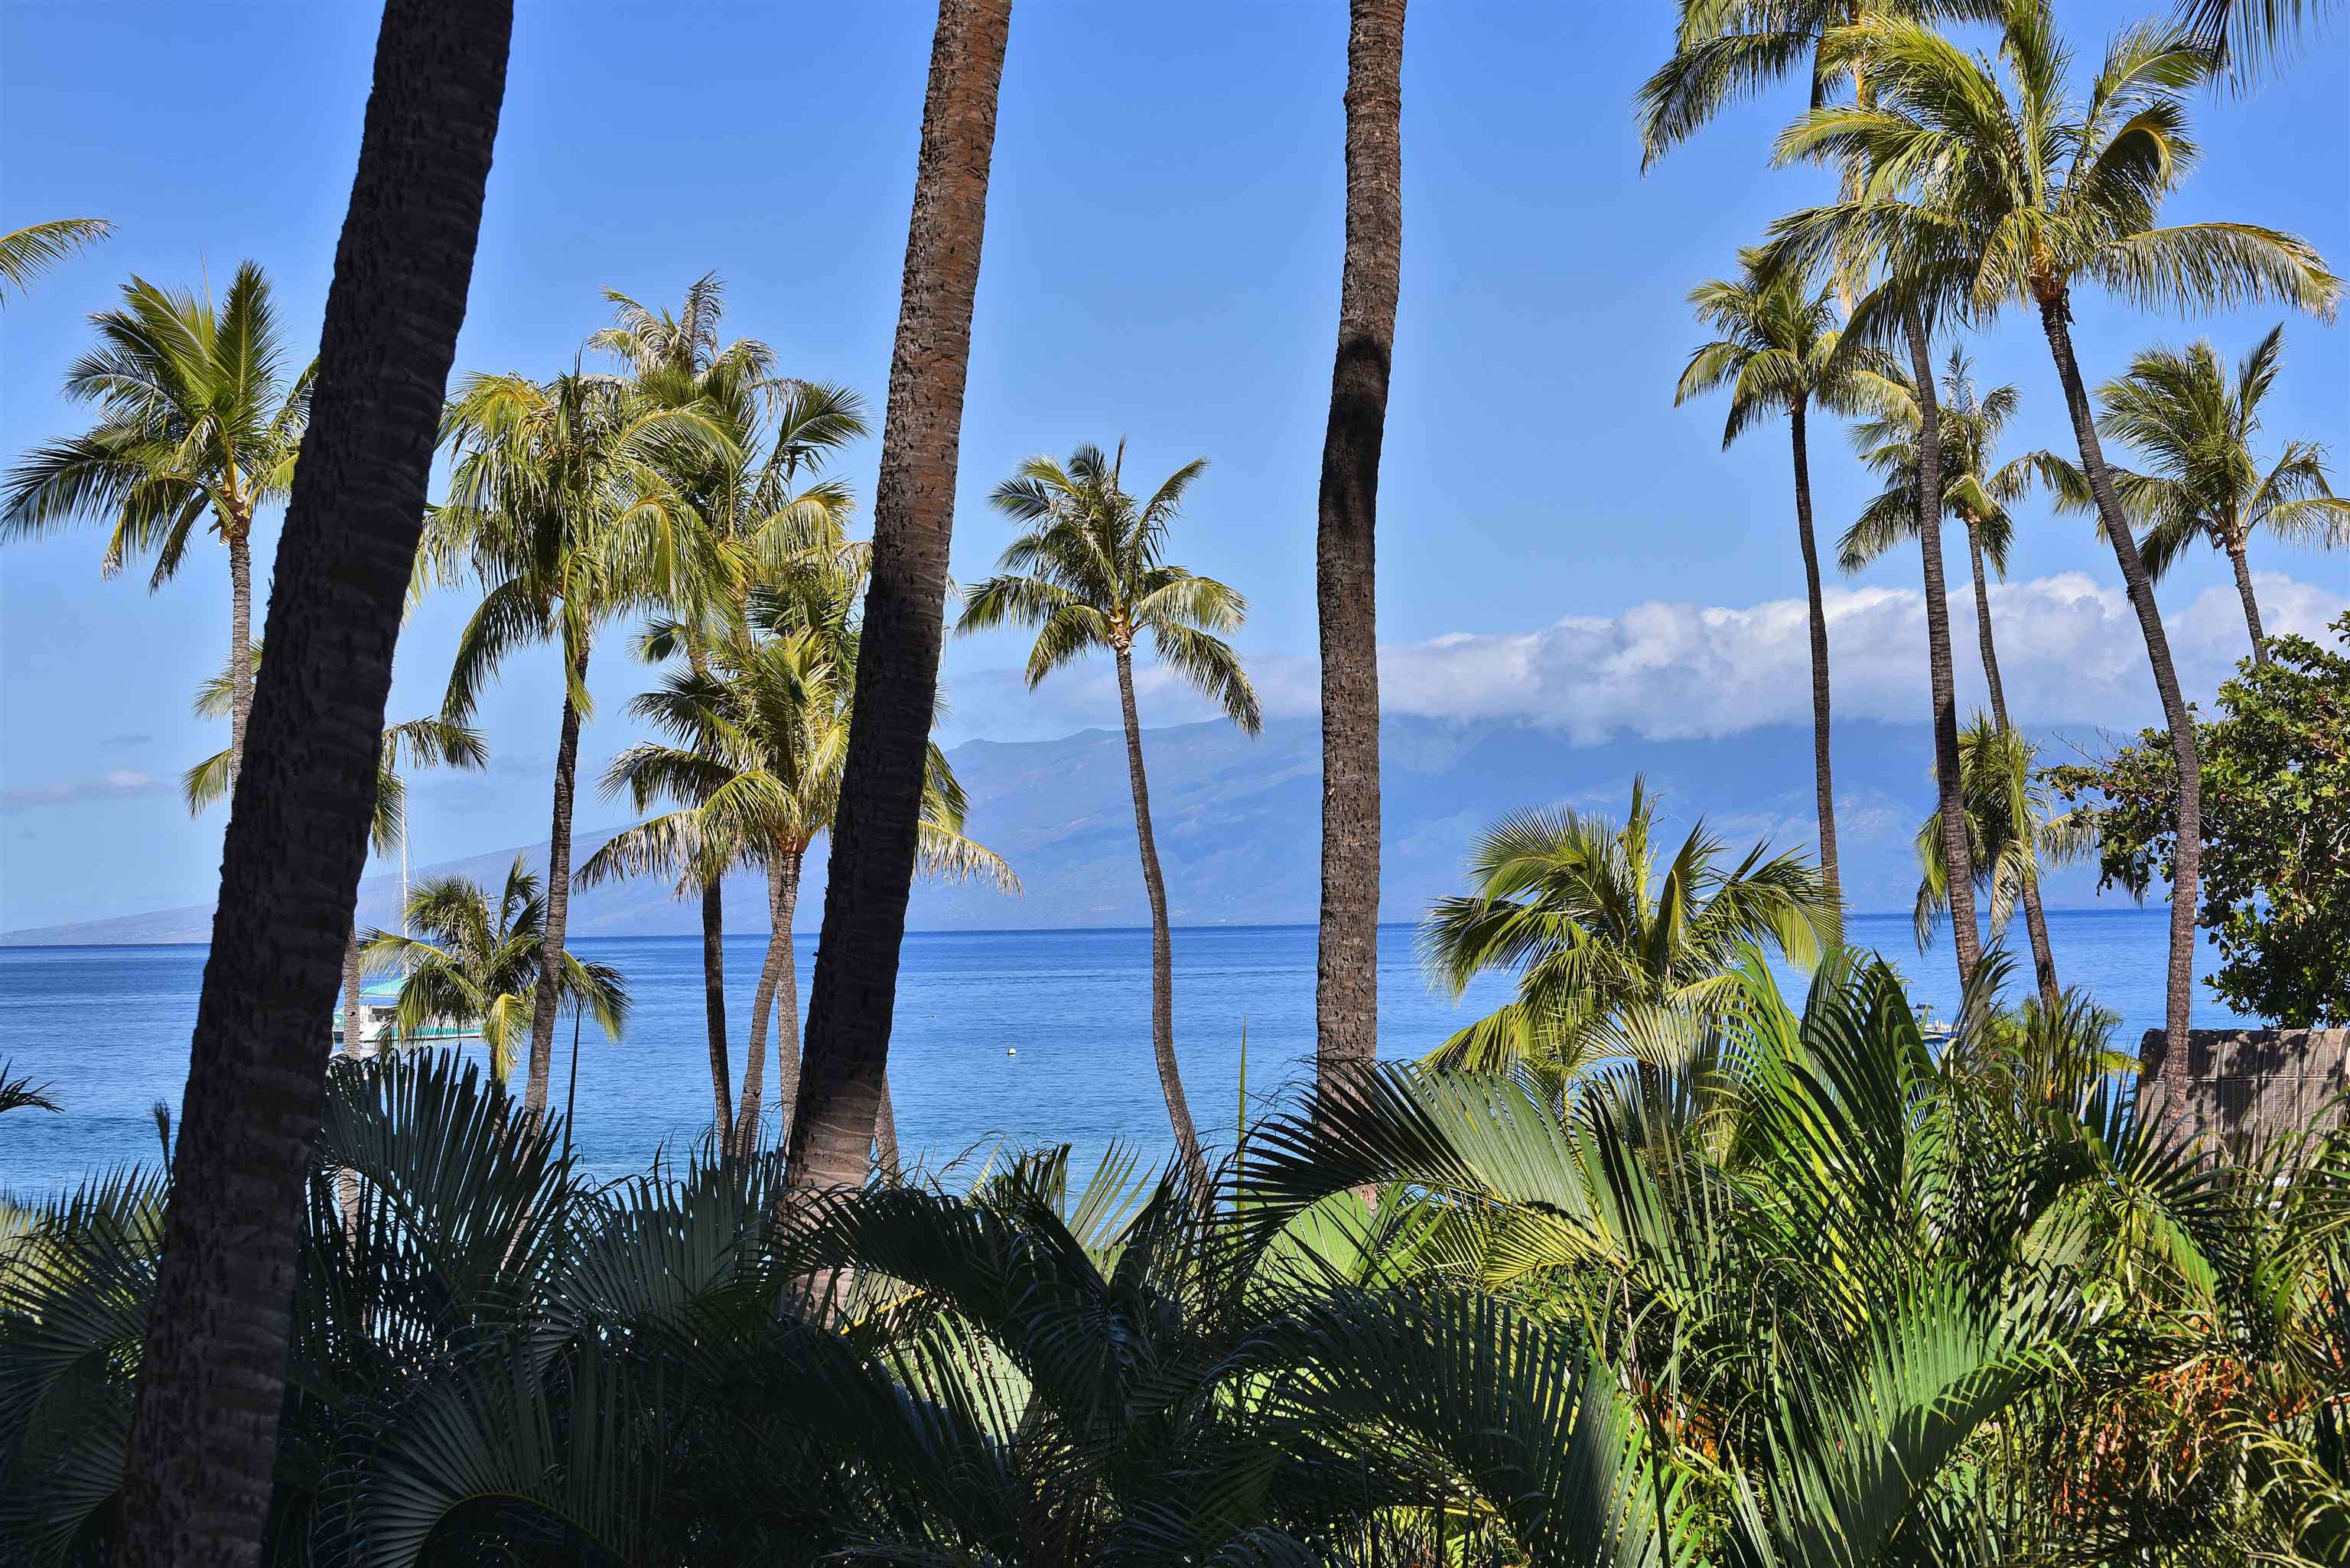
(425, 366), (731, 1122)
(1314, 0), (1408, 1112)
(0, 217), (111, 302)
(2062, 326), (2349, 665)
(1421, 779), (1837, 1113)
(1768, 0), (2340, 1104)
(361, 859), (629, 1085)
(1676, 246), (1886, 909)
(789, 0), (1013, 1198)
(584, 277), (869, 1139)
(1912, 716), (2071, 971)
(582, 600), (1014, 1160)
(104, 4), (513, 1560)
(183, 640), (490, 1077)
(3, 261), (313, 784)
(1842, 349), (2064, 1000)
(960, 443), (1260, 1193)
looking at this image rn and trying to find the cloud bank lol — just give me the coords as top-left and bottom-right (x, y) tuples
(966, 571), (2343, 743)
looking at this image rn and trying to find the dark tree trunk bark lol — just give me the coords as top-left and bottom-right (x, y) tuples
(740, 849), (802, 1156)
(228, 529), (253, 786)
(874, 1074), (901, 1178)
(110, 5), (509, 1563)
(524, 642), (588, 1124)
(1903, 302), (1983, 991)
(1966, 519), (2061, 1006)
(1788, 401), (1840, 911)
(1315, 0), (1406, 1105)
(2039, 292), (2202, 1134)
(700, 877), (733, 1139)
(786, 0), (1011, 1196)
(1113, 645), (1209, 1193)
(2228, 538), (2268, 665)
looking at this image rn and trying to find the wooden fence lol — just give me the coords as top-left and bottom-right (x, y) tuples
(2137, 1027), (2348, 1160)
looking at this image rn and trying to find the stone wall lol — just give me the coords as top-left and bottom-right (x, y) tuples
(2137, 1027), (2348, 1159)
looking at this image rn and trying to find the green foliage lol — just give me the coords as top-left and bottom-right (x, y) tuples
(2047, 615), (2350, 1025)
(1912, 714), (2074, 949)
(0, 220), (111, 304)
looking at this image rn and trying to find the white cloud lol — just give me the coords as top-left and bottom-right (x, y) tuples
(954, 570), (2344, 744)
(2, 769), (164, 812)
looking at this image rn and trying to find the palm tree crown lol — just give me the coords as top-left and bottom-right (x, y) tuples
(1841, 349), (2037, 574)
(960, 443), (1261, 728)
(1422, 779), (1837, 1091)
(361, 859), (628, 1084)
(1675, 247), (1881, 444)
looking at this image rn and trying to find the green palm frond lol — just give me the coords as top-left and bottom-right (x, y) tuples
(0, 217), (112, 301)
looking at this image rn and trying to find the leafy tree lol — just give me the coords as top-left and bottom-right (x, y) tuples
(425, 366), (731, 1121)
(961, 443), (1258, 1194)
(789, 0), (1013, 1199)
(2048, 616), (2350, 1026)
(3, 261), (313, 783)
(1421, 779), (1836, 1109)
(2049, 324), (2348, 665)
(361, 858), (630, 1083)
(1769, 0), (2339, 1098)
(0, 217), (111, 302)
(1844, 349), (2065, 998)
(1677, 246), (1885, 908)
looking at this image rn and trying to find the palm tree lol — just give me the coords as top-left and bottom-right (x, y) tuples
(361, 860), (628, 1085)
(2068, 326), (2348, 665)
(106, 2), (513, 1561)
(1842, 349), (2063, 1000)
(425, 366), (731, 1123)
(1421, 779), (1836, 1113)
(4, 261), (313, 784)
(1769, 0), (2339, 1108)
(2178, 0), (2345, 78)
(583, 600), (1014, 1160)
(1641, 0), (1995, 993)
(789, 0), (1014, 1197)
(584, 275), (868, 1143)
(0, 217), (111, 302)
(959, 444), (1258, 1192)
(1314, 0), (1407, 1110)
(1676, 247), (1883, 909)
(1912, 717), (2071, 978)
(183, 642), (491, 1077)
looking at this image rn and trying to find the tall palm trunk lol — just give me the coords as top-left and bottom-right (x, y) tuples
(111, 3), (510, 1562)
(2227, 535), (2269, 664)
(1788, 400), (1840, 909)
(787, 0), (1011, 1195)
(1113, 644), (1209, 1192)
(1903, 304), (1982, 989)
(700, 878), (733, 1137)
(1964, 518), (2060, 1006)
(2038, 293), (2202, 1131)
(875, 1075), (902, 1177)
(741, 848), (802, 1155)
(524, 641), (587, 1123)
(228, 528), (254, 783)
(1315, 0), (1407, 1102)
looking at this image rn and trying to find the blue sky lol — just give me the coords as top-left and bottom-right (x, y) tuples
(2, 1), (2344, 930)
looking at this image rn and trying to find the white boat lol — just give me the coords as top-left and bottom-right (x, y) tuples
(332, 980), (478, 1056)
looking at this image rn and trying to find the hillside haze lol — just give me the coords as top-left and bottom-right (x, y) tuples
(0, 714), (2121, 945)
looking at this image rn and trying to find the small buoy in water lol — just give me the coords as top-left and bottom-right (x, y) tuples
(1006, 1047), (1017, 1056)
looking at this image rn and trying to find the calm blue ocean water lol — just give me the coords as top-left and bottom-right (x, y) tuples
(0, 912), (2250, 1196)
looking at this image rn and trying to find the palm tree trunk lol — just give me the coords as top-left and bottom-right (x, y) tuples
(228, 528), (254, 785)
(2228, 537), (2269, 665)
(524, 642), (587, 1124)
(874, 1073), (901, 1177)
(2039, 293), (2202, 1136)
(1967, 518), (2058, 1004)
(1114, 644), (1209, 1193)
(700, 877), (733, 1139)
(1315, 0), (1407, 1104)
(1903, 302), (1983, 990)
(740, 849), (802, 1156)
(1788, 401), (1840, 910)
(787, 0), (1011, 1196)
(111, 4), (511, 1562)
(338, 924), (364, 1233)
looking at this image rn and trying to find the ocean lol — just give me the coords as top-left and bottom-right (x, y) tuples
(0, 912), (2252, 1196)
